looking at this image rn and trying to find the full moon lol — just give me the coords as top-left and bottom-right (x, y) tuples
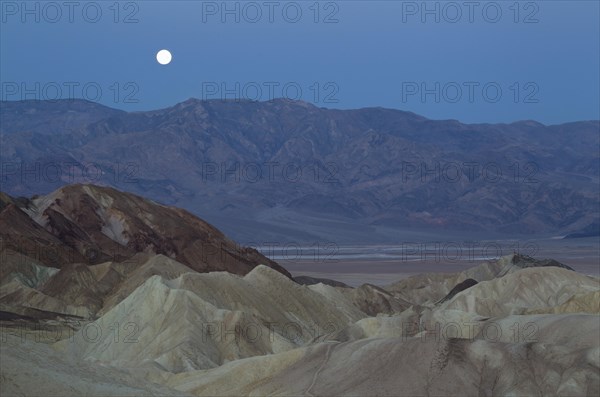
(156, 49), (172, 65)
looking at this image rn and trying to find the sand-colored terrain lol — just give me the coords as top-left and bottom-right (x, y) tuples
(2, 252), (599, 396)
(1, 186), (598, 396)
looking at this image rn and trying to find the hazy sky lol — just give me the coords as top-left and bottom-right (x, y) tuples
(1, 0), (599, 124)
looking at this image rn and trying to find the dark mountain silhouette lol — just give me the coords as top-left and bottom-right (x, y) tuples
(1, 98), (598, 242)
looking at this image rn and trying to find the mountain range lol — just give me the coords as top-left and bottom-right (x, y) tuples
(1, 99), (598, 242)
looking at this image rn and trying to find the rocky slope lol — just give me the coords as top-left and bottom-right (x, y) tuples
(0, 186), (598, 396)
(1, 249), (598, 396)
(0, 184), (287, 276)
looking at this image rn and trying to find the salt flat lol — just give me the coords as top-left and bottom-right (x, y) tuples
(281, 237), (600, 286)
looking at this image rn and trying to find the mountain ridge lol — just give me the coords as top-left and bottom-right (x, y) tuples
(6, 97), (600, 126)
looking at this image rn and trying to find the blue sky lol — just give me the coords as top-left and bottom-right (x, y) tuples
(1, 0), (599, 124)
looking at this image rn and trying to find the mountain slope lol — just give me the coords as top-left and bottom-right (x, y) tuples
(0, 184), (288, 277)
(2, 99), (598, 241)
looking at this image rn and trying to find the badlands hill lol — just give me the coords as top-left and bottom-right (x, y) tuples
(0, 184), (287, 275)
(1, 184), (288, 323)
(0, 186), (598, 396)
(2, 253), (599, 395)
